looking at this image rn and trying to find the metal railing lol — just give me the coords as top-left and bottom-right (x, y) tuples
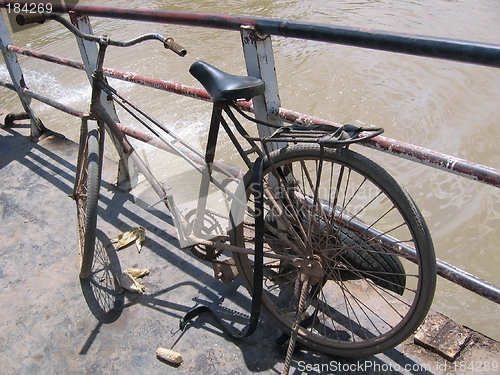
(1, 2), (499, 304)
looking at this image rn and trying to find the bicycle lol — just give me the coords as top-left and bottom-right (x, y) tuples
(19, 12), (437, 360)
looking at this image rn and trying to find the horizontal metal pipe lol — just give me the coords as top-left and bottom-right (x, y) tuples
(0, 76), (85, 117)
(364, 135), (500, 188)
(103, 67), (211, 101)
(22, 88), (85, 118)
(7, 45), (85, 70)
(5, 2), (499, 69)
(6, 45), (213, 101)
(277, 107), (500, 188)
(0, 77), (16, 91)
(436, 260), (500, 304)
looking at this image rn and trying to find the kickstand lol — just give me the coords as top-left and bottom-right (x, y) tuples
(281, 274), (310, 375)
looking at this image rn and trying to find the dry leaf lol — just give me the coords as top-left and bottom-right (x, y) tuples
(118, 271), (147, 294)
(111, 227), (145, 252)
(124, 268), (150, 279)
(118, 268), (150, 294)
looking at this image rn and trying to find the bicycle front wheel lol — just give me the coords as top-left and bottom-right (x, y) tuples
(73, 119), (104, 279)
(230, 144), (436, 357)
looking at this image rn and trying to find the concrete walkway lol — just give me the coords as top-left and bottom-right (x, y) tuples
(1, 117), (499, 374)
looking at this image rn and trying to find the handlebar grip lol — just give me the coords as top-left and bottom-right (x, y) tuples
(16, 13), (47, 26)
(164, 38), (187, 57)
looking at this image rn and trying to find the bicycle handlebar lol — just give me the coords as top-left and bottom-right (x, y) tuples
(164, 38), (187, 57)
(16, 13), (187, 57)
(16, 13), (45, 25)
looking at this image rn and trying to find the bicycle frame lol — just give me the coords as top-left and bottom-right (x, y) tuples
(89, 39), (385, 258)
(86, 36), (290, 258)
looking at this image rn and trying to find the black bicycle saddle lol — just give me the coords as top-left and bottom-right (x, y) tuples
(189, 60), (265, 101)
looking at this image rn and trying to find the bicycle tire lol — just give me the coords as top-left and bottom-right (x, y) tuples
(229, 144), (436, 357)
(340, 227), (406, 295)
(74, 120), (103, 279)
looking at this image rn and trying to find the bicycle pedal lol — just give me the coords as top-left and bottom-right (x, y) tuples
(212, 258), (239, 284)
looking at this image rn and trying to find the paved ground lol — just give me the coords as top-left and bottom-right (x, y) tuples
(1, 117), (499, 374)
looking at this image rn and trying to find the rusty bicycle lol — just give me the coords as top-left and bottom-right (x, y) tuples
(18, 12), (436, 360)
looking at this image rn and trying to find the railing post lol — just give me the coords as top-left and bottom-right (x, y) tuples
(0, 13), (46, 138)
(240, 25), (283, 149)
(69, 12), (131, 190)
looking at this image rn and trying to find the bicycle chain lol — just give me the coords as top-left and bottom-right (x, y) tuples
(188, 212), (288, 268)
(189, 242), (224, 262)
(186, 208), (261, 263)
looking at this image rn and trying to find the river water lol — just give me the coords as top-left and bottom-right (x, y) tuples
(1, 0), (500, 341)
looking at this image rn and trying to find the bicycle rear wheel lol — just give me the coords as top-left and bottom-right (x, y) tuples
(230, 144), (436, 357)
(73, 119), (104, 279)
